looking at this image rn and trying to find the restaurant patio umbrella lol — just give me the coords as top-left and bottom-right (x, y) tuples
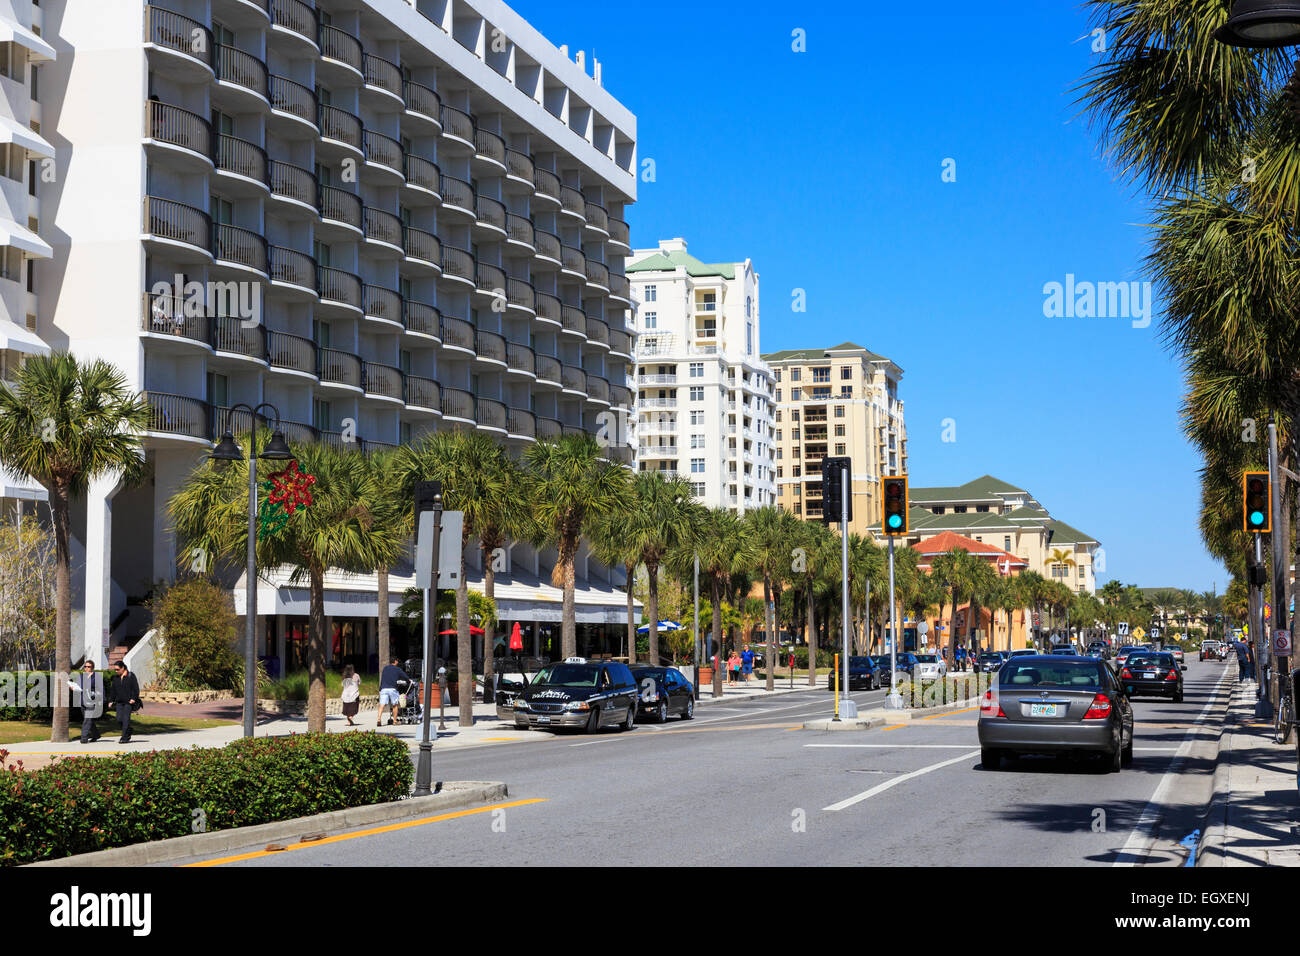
(636, 620), (682, 634)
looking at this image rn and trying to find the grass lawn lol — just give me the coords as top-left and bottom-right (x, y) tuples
(263, 670), (382, 700)
(0, 715), (233, 746)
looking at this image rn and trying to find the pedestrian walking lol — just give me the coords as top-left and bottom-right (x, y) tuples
(741, 645), (755, 683)
(1234, 639), (1251, 681)
(728, 651), (741, 685)
(108, 661), (140, 744)
(377, 657), (408, 727)
(68, 660), (103, 744)
(340, 664), (361, 726)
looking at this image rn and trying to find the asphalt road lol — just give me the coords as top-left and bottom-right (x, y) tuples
(178, 658), (1235, 867)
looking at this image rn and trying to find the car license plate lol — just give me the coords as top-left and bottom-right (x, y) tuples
(1143, 671), (1156, 679)
(535, 716), (551, 724)
(1029, 704), (1058, 717)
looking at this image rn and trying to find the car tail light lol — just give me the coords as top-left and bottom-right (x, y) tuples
(1165, 669), (1179, 681)
(1083, 693), (1112, 719)
(980, 687), (1005, 718)
(1120, 668), (1133, 679)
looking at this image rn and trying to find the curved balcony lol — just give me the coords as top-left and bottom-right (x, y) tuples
(318, 104), (363, 157)
(318, 24), (363, 81)
(585, 318), (609, 349)
(211, 222), (268, 275)
(475, 262), (506, 300)
(439, 105), (474, 152)
(317, 347), (362, 390)
(440, 315), (475, 353)
(211, 315), (266, 363)
(317, 184), (363, 236)
(477, 398), (507, 434)
(269, 75), (317, 134)
(363, 54), (404, 104)
(403, 80), (442, 130)
(473, 194), (507, 236)
(269, 159), (317, 214)
(268, 245), (317, 296)
(535, 354), (562, 387)
(607, 273), (632, 304)
(141, 291), (211, 349)
(507, 407), (536, 441)
(561, 365), (587, 395)
(270, 0), (318, 51)
(533, 230), (561, 268)
(362, 284), (403, 327)
(362, 129), (404, 182)
(506, 214), (534, 250)
(145, 101), (212, 169)
(440, 246), (475, 287)
(438, 174), (474, 219)
(316, 265), (362, 313)
(143, 196), (211, 261)
(403, 155), (441, 200)
(361, 361), (404, 403)
(610, 385), (632, 409)
(533, 167), (561, 207)
(402, 300), (441, 341)
(586, 375), (610, 405)
(275, 419), (321, 445)
(560, 305), (586, 338)
(536, 416), (562, 439)
(506, 277), (534, 313)
(144, 6), (214, 79)
(405, 375), (441, 412)
(473, 127), (506, 173)
(559, 185), (586, 222)
(442, 387), (475, 422)
(402, 226), (441, 273)
(506, 342), (535, 378)
(562, 425), (586, 438)
(505, 148), (534, 192)
(608, 328), (633, 359)
(584, 201), (609, 236)
(534, 291), (562, 327)
(265, 329), (317, 377)
(474, 329), (507, 367)
(608, 217), (631, 252)
(560, 245), (586, 278)
(214, 134), (269, 193)
(585, 258), (610, 292)
(214, 44), (269, 106)
(144, 392), (211, 443)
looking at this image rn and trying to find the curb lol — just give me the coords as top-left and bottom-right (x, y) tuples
(801, 717), (889, 731)
(26, 781), (508, 868)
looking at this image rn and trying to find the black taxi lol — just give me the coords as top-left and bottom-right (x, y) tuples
(513, 658), (639, 733)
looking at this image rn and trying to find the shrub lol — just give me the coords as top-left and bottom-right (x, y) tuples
(0, 732), (413, 865)
(154, 579), (241, 691)
(791, 647), (835, 669)
(0, 670), (109, 722)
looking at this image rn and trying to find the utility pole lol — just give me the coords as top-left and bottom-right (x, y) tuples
(886, 536), (899, 708)
(1269, 417), (1289, 715)
(840, 462), (854, 716)
(693, 552), (700, 702)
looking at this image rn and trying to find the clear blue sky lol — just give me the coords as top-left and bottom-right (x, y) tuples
(509, 0), (1223, 593)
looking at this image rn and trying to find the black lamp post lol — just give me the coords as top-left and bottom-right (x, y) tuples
(212, 402), (293, 738)
(1215, 0), (1300, 47)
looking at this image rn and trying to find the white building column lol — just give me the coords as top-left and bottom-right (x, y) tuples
(82, 469), (124, 668)
(152, 450), (198, 583)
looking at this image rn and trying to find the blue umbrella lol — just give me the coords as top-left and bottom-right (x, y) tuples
(636, 620), (682, 634)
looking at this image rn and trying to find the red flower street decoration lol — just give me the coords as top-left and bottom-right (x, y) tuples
(257, 459), (317, 537)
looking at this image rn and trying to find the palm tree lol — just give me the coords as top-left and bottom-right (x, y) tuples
(1018, 571), (1049, 649)
(626, 472), (700, 666)
(472, 454), (534, 695)
(744, 506), (802, 691)
(588, 500), (642, 663)
(523, 434), (632, 659)
(796, 521), (837, 686)
(0, 353), (150, 741)
(170, 440), (402, 732)
(680, 508), (751, 695)
(363, 449), (412, 676)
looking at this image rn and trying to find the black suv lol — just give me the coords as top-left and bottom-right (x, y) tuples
(513, 658), (639, 733)
(826, 656), (882, 691)
(630, 665), (696, 722)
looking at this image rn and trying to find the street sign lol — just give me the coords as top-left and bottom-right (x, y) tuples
(415, 510), (463, 589)
(1132, 626), (1146, 641)
(1274, 629), (1291, 657)
(1118, 621), (1129, 637)
(918, 622), (930, 636)
(1150, 626), (1161, 641)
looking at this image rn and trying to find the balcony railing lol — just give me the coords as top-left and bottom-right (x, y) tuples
(609, 330), (632, 356)
(141, 291), (210, 345)
(474, 127), (505, 165)
(362, 361), (403, 400)
(271, 0), (318, 45)
(269, 245), (315, 289)
(211, 315), (265, 359)
(317, 347), (362, 388)
(439, 104), (473, 142)
(560, 305), (586, 336)
(586, 375), (609, 403)
(532, 232), (560, 264)
(270, 75), (316, 125)
(562, 424), (586, 438)
(475, 194), (506, 231)
(507, 407), (536, 439)
(440, 315), (474, 350)
(536, 416), (562, 439)
(269, 160), (316, 207)
(362, 129), (403, 175)
(609, 218), (630, 247)
(475, 330), (506, 364)
(146, 101), (211, 156)
(403, 226), (440, 268)
(144, 196), (210, 249)
(533, 167), (560, 202)
(404, 80), (441, 124)
(215, 134), (268, 185)
(561, 366), (587, 392)
(506, 342), (534, 375)
(145, 6), (213, 67)
(402, 300), (441, 338)
(265, 330), (316, 374)
(585, 319), (609, 347)
(559, 185), (585, 218)
(584, 202), (608, 232)
(362, 284), (402, 323)
(506, 148), (533, 182)
(215, 44), (268, 99)
(145, 391), (209, 440)
(439, 174), (473, 213)
(506, 277), (533, 310)
(477, 398), (507, 431)
(442, 387), (474, 420)
(405, 375), (441, 411)
(610, 386), (632, 408)
(319, 24), (363, 73)
(404, 155), (440, 193)
(506, 213), (534, 247)
(608, 273), (630, 300)
(475, 262), (506, 295)
(363, 54), (402, 98)
(560, 245), (585, 274)
(534, 291), (561, 323)
(535, 354), (561, 383)
(318, 184), (363, 229)
(441, 246), (474, 282)
(362, 206), (403, 248)
(585, 259), (609, 289)
(317, 265), (362, 309)
(318, 104), (362, 150)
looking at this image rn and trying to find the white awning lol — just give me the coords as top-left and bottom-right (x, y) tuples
(0, 318), (48, 355)
(0, 114), (53, 159)
(0, 217), (52, 258)
(0, 16), (55, 61)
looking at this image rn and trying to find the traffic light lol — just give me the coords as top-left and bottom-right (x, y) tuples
(821, 456), (852, 524)
(881, 475), (908, 536)
(1242, 471), (1270, 533)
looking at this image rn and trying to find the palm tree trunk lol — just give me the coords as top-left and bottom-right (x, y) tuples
(377, 565), (390, 677)
(805, 575), (816, 687)
(482, 544), (495, 703)
(50, 487), (71, 742)
(561, 551), (577, 660)
(711, 577), (723, 697)
(457, 539), (472, 728)
(307, 567), (327, 733)
(647, 562), (660, 665)
(625, 560), (635, 663)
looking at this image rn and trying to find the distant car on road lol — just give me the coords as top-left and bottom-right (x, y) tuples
(887, 652), (919, 676)
(975, 652), (1006, 674)
(1200, 640), (1223, 661)
(1086, 641), (1110, 660)
(629, 665), (695, 722)
(977, 654), (1134, 772)
(913, 654), (947, 680)
(1119, 651), (1184, 702)
(1008, 649), (1038, 659)
(826, 656), (883, 691)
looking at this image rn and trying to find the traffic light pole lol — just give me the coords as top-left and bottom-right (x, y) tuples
(886, 535), (901, 709)
(1254, 532), (1273, 720)
(1269, 418), (1288, 714)
(841, 464), (852, 713)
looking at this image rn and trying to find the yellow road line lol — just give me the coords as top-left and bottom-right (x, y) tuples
(184, 798), (547, 867)
(921, 707), (978, 720)
(882, 724), (907, 731)
(478, 737), (522, 742)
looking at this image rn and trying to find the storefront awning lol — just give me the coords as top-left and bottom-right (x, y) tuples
(0, 16), (55, 61)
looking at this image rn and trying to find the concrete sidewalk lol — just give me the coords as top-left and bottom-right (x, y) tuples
(1200, 677), (1300, 866)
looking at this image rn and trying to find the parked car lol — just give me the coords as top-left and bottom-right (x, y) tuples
(1008, 649), (1038, 659)
(826, 656), (882, 691)
(1119, 651), (1184, 702)
(913, 654), (947, 680)
(886, 652), (919, 676)
(977, 654), (1134, 772)
(870, 654), (898, 685)
(629, 665), (696, 722)
(513, 658), (638, 733)
(1086, 641), (1110, 660)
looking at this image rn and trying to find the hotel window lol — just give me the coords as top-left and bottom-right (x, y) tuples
(774, 369), (782, 382)
(812, 366), (830, 383)
(953, 505), (967, 513)
(792, 410), (799, 421)
(790, 368), (801, 381)
(745, 296), (752, 318)
(1079, 566), (1086, 579)
(792, 428), (800, 441)
(835, 424), (845, 437)
(690, 434), (705, 449)
(691, 482), (705, 496)
(746, 321), (753, 354)
(840, 366), (852, 380)
(840, 386), (852, 398)
(25, 258), (34, 293)
(775, 389), (781, 401)
(0, 144), (24, 181)
(690, 410), (704, 425)
(1004, 536), (1011, 551)
(793, 465), (801, 477)
(812, 387), (831, 399)
(689, 362), (704, 378)
(689, 386), (704, 401)
(698, 292), (716, 312)
(975, 505), (989, 512)
(643, 285), (657, 302)
(643, 311), (657, 329)
(775, 410), (782, 422)
(690, 458), (705, 474)
(777, 467), (783, 478)
(792, 388), (801, 400)
(835, 406), (844, 417)
(775, 430), (782, 441)
(699, 318), (716, 338)
(835, 443), (845, 456)
(776, 448), (782, 459)
(934, 507), (944, 515)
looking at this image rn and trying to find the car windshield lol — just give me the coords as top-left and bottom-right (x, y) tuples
(979, 654), (1001, 663)
(531, 664), (600, 687)
(1127, 654), (1174, 668)
(869, 656), (889, 665)
(1001, 661), (1105, 688)
(849, 657), (872, 667)
(915, 655), (938, 663)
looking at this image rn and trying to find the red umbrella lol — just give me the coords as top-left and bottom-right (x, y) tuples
(509, 622), (524, 651)
(439, 626), (485, 636)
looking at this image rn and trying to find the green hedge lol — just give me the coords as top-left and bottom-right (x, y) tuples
(0, 732), (413, 865)
(0, 670), (110, 722)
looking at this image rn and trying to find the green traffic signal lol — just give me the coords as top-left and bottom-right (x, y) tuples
(887, 514), (902, 528)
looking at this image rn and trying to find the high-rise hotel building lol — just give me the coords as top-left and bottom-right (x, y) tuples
(33, 0), (638, 665)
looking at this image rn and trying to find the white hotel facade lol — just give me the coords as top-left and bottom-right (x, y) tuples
(627, 238), (775, 513)
(9, 0), (642, 669)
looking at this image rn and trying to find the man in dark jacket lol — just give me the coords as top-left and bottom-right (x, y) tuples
(69, 660), (104, 743)
(1234, 639), (1252, 682)
(108, 661), (141, 743)
(377, 657), (409, 727)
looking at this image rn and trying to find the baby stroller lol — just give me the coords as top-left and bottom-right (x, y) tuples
(393, 677), (424, 725)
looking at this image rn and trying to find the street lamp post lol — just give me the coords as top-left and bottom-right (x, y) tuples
(1215, 0), (1300, 46)
(210, 403), (293, 739)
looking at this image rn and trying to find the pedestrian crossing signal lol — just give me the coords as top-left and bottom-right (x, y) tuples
(881, 475), (908, 536)
(1243, 471), (1270, 533)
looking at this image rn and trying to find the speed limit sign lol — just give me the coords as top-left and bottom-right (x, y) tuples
(1273, 630), (1291, 657)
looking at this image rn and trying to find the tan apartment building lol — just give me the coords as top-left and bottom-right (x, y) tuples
(761, 342), (906, 536)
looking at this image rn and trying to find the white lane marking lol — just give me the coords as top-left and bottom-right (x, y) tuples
(1113, 665), (1233, 867)
(823, 751), (980, 811)
(806, 744), (974, 749)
